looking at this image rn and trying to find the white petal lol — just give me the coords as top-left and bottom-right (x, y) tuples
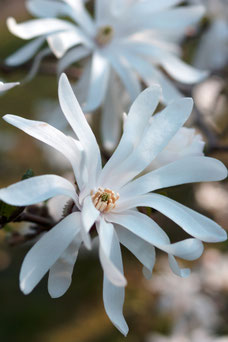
(97, 218), (127, 287)
(106, 210), (170, 247)
(115, 194), (227, 243)
(24, 47), (51, 83)
(3, 114), (84, 189)
(62, 0), (95, 36)
(99, 84), (161, 186)
(47, 29), (93, 58)
(83, 52), (110, 112)
(26, 0), (69, 18)
(0, 174), (77, 206)
(162, 238), (204, 261)
(48, 234), (82, 298)
(7, 17), (75, 40)
(80, 195), (100, 249)
(107, 98), (193, 189)
(101, 72), (123, 151)
(168, 255), (190, 278)
(129, 0), (183, 14)
(5, 37), (45, 66)
(57, 46), (91, 75)
(102, 223), (128, 335)
(120, 50), (182, 104)
(107, 49), (142, 102)
(58, 74), (102, 189)
(161, 54), (209, 84)
(119, 156), (227, 199)
(20, 212), (81, 294)
(115, 224), (156, 276)
(0, 82), (19, 92)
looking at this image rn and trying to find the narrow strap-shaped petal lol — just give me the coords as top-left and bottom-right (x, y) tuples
(5, 37), (45, 66)
(62, 0), (95, 36)
(0, 82), (19, 92)
(119, 156), (227, 199)
(47, 28), (93, 58)
(97, 218), (127, 287)
(99, 84), (161, 186)
(0, 174), (77, 206)
(107, 48), (141, 101)
(114, 194), (227, 243)
(24, 47), (51, 83)
(83, 52), (110, 112)
(57, 46), (91, 75)
(80, 195), (100, 249)
(106, 98), (193, 189)
(26, 0), (69, 18)
(20, 212), (82, 294)
(107, 210), (204, 260)
(168, 254), (190, 278)
(115, 224), (156, 277)
(58, 74), (102, 189)
(48, 233), (82, 298)
(3, 114), (85, 189)
(103, 223), (128, 335)
(101, 72), (123, 151)
(129, 0), (183, 14)
(120, 49), (182, 104)
(160, 54), (208, 84)
(7, 17), (75, 40)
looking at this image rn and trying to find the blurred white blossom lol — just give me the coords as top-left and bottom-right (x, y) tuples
(6, 0), (208, 149)
(0, 75), (227, 335)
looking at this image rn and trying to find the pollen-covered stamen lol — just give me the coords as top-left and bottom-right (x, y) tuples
(91, 187), (119, 213)
(95, 25), (114, 46)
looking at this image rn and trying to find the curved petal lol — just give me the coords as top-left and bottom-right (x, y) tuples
(0, 174), (77, 206)
(62, 0), (95, 36)
(83, 52), (110, 112)
(107, 49), (141, 102)
(107, 210), (203, 260)
(0, 82), (19, 92)
(103, 223), (128, 335)
(115, 224), (156, 276)
(161, 54), (209, 84)
(106, 97), (193, 189)
(3, 114), (85, 189)
(57, 46), (91, 75)
(47, 29), (93, 58)
(26, 0), (69, 18)
(7, 17), (75, 40)
(24, 47), (51, 83)
(58, 74), (102, 189)
(99, 84), (161, 186)
(168, 254), (190, 278)
(48, 234), (82, 298)
(20, 212), (82, 294)
(5, 37), (45, 66)
(119, 156), (227, 199)
(120, 49), (182, 104)
(97, 218), (127, 287)
(80, 195), (100, 249)
(115, 194), (227, 243)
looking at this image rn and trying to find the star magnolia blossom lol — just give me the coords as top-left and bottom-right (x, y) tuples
(0, 74), (227, 335)
(6, 0), (208, 148)
(0, 81), (19, 92)
(190, 0), (228, 70)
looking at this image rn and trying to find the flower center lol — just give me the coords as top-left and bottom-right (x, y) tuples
(91, 187), (119, 213)
(95, 25), (114, 46)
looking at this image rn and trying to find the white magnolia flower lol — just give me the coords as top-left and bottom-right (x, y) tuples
(190, 0), (228, 70)
(7, 0), (208, 148)
(0, 81), (19, 92)
(0, 74), (227, 335)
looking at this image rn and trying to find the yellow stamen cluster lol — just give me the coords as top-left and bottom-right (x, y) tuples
(91, 187), (119, 213)
(95, 25), (114, 46)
